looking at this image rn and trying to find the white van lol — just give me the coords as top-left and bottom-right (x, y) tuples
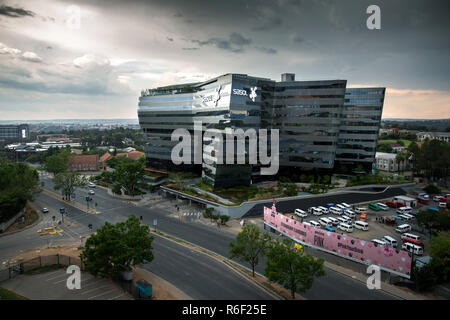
(355, 207), (367, 214)
(395, 224), (411, 233)
(308, 207), (323, 216)
(402, 242), (423, 255)
(317, 206), (328, 214)
(329, 207), (343, 215)
(337, 217), (347, 225)
(376, 203), (389, 211)
(403, 213), (415, 220)
(371, 239), (387, 246)
(396, 206), (412, 215)
(344, 209), (356, 218)
(354, 220), (369, 231)
(336, 204), (346, 210)
(341, 215), (352, 222)
(401, 233), (420, 241)
(382, 235), (398, 247)
(341, 203), (351, 209)
(319, 217), (332, 227)
(338, 223), (353, 232)
(310, 220), (321, 228)
(295, 209), (308, 218)
(399, 214), (412, 221)
(327, 217), (339, 226)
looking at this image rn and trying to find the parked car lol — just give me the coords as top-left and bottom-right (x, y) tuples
(326, 203), (335, 209)
(386, 201), (403, 208)
(355, 207), (367, 214)
(309, 220), (321, 228)
(41, 208), (49, 213)
(433, 195), (444, 202)
(88, 182), (96, 188)
(322, 226), (336, 233)
(402, 242), (423, 255)
(295, 209), (308, 218)
(417, 193), (429, 200)
(344, 209), (356, 218)
(417, 197), (428, 205)
(88, 190), (95, 195)
(376, 203), (389, 211)
(439, 201), (447, 208)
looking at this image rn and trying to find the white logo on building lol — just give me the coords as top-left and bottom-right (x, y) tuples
(66, 265), (81, 290)
(202, 85), (222, 106)
(249, 87), (257, 102)
(232, 87), (258, 102)
(366, 264), (381, 290)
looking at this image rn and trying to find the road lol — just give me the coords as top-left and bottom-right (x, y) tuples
(1, 174), (398, 299)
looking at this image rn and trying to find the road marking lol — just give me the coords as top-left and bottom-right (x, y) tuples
(87, 288), (119, 300)
(81, 284), (111, 295)
(108, 293), (125, 300)
(45, 272), (69, 281)
(37, 269), (61, 279)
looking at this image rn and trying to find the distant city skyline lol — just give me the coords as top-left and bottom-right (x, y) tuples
(0, 0), (449, 120)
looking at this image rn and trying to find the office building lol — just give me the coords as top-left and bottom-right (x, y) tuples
(0, 124), (29, 141)
(138, 73), (385, 188)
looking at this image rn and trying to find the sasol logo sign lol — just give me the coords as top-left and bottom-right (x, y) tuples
(233, 87), (258, 102)
(201, 85), (222, 106)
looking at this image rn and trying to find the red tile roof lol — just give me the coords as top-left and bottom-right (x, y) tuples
(68, 154), (99, 164)
(100, 152), (112, 162)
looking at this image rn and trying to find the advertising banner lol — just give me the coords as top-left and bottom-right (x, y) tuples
(264, 206), (412, 278)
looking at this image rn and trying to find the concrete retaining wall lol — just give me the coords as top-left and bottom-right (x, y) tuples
(0, 208), (25, 233)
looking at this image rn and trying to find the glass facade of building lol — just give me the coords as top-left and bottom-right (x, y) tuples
(138, 74), (385, 188)
(0, 124), (29, 141)
(335, 88), (385, 168)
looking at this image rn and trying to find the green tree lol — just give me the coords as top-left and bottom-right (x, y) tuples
(42, 151), (69, 176)
(265, 237), (325, 299)
(229, 224), (270, 277)
(80, 215), (154, 278)
(377, 143), (393, 153)
(395, 152), (407, 174)
(112, 183), (122, 195)
(430, 232), (450, 282)
(423, 184), (440, 195)
(114, 157), (145, 196)
(220, 215), (230, 225)
(53, 171), (88, 200)
(0, 159), (41, 224)
(407, 141), (420, 177)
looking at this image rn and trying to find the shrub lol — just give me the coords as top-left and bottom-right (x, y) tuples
(112, 183), (122, 195)
(220, 215), (230, 225)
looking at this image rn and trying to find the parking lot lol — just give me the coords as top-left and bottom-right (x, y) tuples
(282, 196), (441, 256)
(1, 268), (133, 300)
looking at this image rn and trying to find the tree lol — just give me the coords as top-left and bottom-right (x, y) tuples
(42, 151), (69, 176)
(429, 232), (450, 282)
(113, 157), (145, 196)
(417, 210), (450, 238)
(0, 159), (41, 224)
(229, 224), (270, 277)
(112, 183), (122, 195)
(407, 141), (420, 177)
(264, 237), (325, 298)
(423, 184), (440, 195)
(80, 215), (154, 278)
(377, 143), (393, 153)
(395, 152), (407, 174)
(220, 215), (230, 225)
(53, 171), (88, 200)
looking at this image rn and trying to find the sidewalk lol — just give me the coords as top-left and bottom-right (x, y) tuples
(323, 261), (429, 300)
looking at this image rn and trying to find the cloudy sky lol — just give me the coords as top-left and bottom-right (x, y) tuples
(0, 0), (449, 120)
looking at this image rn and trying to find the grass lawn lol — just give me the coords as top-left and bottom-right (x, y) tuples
(378, 139), (414, 147)
(0, 287), (29, 300)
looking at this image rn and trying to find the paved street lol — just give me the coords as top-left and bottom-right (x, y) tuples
(0, 174), (402, 299)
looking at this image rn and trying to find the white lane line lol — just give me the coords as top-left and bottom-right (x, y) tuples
(81, 284), (111, 295)
(45, 272), (69, 281)
(79, 279), (105, 289)
(37, 269), (62, 279)
(108, 293), (125, 300)
(87, 288), (120, 300)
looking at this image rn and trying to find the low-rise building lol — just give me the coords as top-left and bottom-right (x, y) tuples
(68, 155), (100, 171)
(388, 142), (407, 153)
(417, 132), (450, 143)
(375, 152), (408, 172)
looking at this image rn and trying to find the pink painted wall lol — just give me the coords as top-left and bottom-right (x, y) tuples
(264, 207), (412, 278)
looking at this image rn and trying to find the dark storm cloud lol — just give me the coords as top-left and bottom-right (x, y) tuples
(191, 32), (252, 53)
(0, 5), (35, 18)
